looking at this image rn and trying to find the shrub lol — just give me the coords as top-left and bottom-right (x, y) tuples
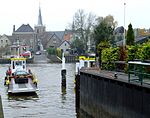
(102, 47), (119, 70)
(56, 48), (62, 58)
(126, 45), (139, 61)
(47, 47), (56, 55)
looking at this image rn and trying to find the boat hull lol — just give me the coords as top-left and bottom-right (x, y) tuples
(8, 78), (38, 94)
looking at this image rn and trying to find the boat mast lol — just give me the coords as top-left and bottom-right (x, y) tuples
(17, 38), (20, 58)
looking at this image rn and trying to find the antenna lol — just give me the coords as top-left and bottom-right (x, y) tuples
(17, 38), (20, 58)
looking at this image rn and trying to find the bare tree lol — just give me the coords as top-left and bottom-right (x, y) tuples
(69, 9), (97, 53)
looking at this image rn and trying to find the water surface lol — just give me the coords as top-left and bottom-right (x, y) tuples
(0, 63), (76, 118)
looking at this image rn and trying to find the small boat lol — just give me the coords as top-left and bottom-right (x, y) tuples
(75, 53), (96, 75)
(74, 53), (96, 88)
(4, 57), (38, 94)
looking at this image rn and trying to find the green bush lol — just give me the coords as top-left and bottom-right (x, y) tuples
(138, 42), (150, 60)
(99, 40), (150, 71)
(56, 48), (62, 58)
(102, 47), (119, 70)
(47, 47), (56, 55)
(126, 45), (139, 61)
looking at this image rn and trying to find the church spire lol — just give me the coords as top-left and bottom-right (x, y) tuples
(38, 4), (43, 26)
(35, 3), (46, 33)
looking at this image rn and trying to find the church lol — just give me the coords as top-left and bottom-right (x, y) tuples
(0, 6), (72, 56)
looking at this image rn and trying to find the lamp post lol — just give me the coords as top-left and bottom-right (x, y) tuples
(123, 2), (126, 48)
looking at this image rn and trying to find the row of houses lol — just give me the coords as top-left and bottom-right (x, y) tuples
(0, 25), (72, 57)
(115, 26), (150, 46)
(0, 6), (72, 57)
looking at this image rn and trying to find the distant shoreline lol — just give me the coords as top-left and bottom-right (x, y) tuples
(0, 57), (34, 64)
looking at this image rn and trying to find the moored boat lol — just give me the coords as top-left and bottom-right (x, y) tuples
(4, 57), (38, 94)
(75, 53), (96, 75)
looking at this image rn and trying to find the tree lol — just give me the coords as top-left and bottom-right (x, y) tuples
(97, 40), (110, 67)
(126, 23), (135, 46)
(71, 37), (84, 55)
(93, 15), (117, 67)
(69, 9), (96, 52)
(94, 15), (117, 46)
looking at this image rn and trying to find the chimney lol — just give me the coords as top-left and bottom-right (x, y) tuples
(13, 25), (15, 32)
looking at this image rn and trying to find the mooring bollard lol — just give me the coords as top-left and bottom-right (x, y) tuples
(61, 52), (66, 87)
(61, 69), (66, 87)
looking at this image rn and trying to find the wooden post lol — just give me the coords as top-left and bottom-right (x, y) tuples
(61, 52), (66, 87)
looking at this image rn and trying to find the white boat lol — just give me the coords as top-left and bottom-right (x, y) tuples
(4, 57), (38, 94)
(75, 53), (96, 75)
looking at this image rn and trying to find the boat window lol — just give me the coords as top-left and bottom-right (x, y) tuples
(84, 62), (87, 67)
(13, 61), (15, 69)
(15, 71), (28, 75)
(16, 61), (22, 66)
(23, 65), (25, 69)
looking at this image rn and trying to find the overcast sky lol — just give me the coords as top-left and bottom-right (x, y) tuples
(0, 0), (150, 35)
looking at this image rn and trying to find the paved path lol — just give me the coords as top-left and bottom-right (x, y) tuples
(33, 51), (49, 64)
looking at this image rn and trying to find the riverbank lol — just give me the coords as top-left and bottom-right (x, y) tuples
(0, 56), (34, 64)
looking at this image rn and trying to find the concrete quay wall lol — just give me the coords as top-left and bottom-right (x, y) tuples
(0, 96), (4, 118)
(79, 70), (150, 118)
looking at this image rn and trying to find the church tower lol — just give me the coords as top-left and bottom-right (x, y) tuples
(34, 4), (46, 33)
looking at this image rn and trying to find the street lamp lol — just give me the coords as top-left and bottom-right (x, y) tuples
(123, 2), (126, 48)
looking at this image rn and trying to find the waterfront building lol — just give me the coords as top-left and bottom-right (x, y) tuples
(0, 5), (73, 56)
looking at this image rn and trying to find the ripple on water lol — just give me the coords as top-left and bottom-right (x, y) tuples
(1, 63), (77, 118)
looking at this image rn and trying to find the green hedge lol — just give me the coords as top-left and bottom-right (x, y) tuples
(47, 48), (56, 55)
(101, 40), (150, 71)
(102, 47), (119, 70)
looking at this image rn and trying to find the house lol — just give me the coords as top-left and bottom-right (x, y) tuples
(0, 5), (73, 57)
(114, 26), (125, 43)
(0, 35), (11, 56)
(0, 34), (11, 48)
(58, 40), (71, 54)
(12, 24), (35, 51)
(45, 33), (62, 49)
(115, 27), (150, 46)
(64, 30), (73, 41)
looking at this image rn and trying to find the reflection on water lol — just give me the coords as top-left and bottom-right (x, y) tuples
(61, 86), (67, 104)
(7, 93), (39, 101)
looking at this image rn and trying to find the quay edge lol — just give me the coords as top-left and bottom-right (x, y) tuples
(76, 68), (150, 118)
(0, 95), (4, 118)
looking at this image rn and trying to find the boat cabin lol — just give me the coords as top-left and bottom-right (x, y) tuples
(13, 70), (29, 84)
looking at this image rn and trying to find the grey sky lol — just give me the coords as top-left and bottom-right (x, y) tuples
(0, 0), (150, 35)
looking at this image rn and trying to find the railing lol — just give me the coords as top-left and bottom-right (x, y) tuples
(65, 55), (78, 63)
(128, 61), (150, 85)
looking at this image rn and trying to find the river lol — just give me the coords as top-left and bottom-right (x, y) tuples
(0, 63), (77, 118)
